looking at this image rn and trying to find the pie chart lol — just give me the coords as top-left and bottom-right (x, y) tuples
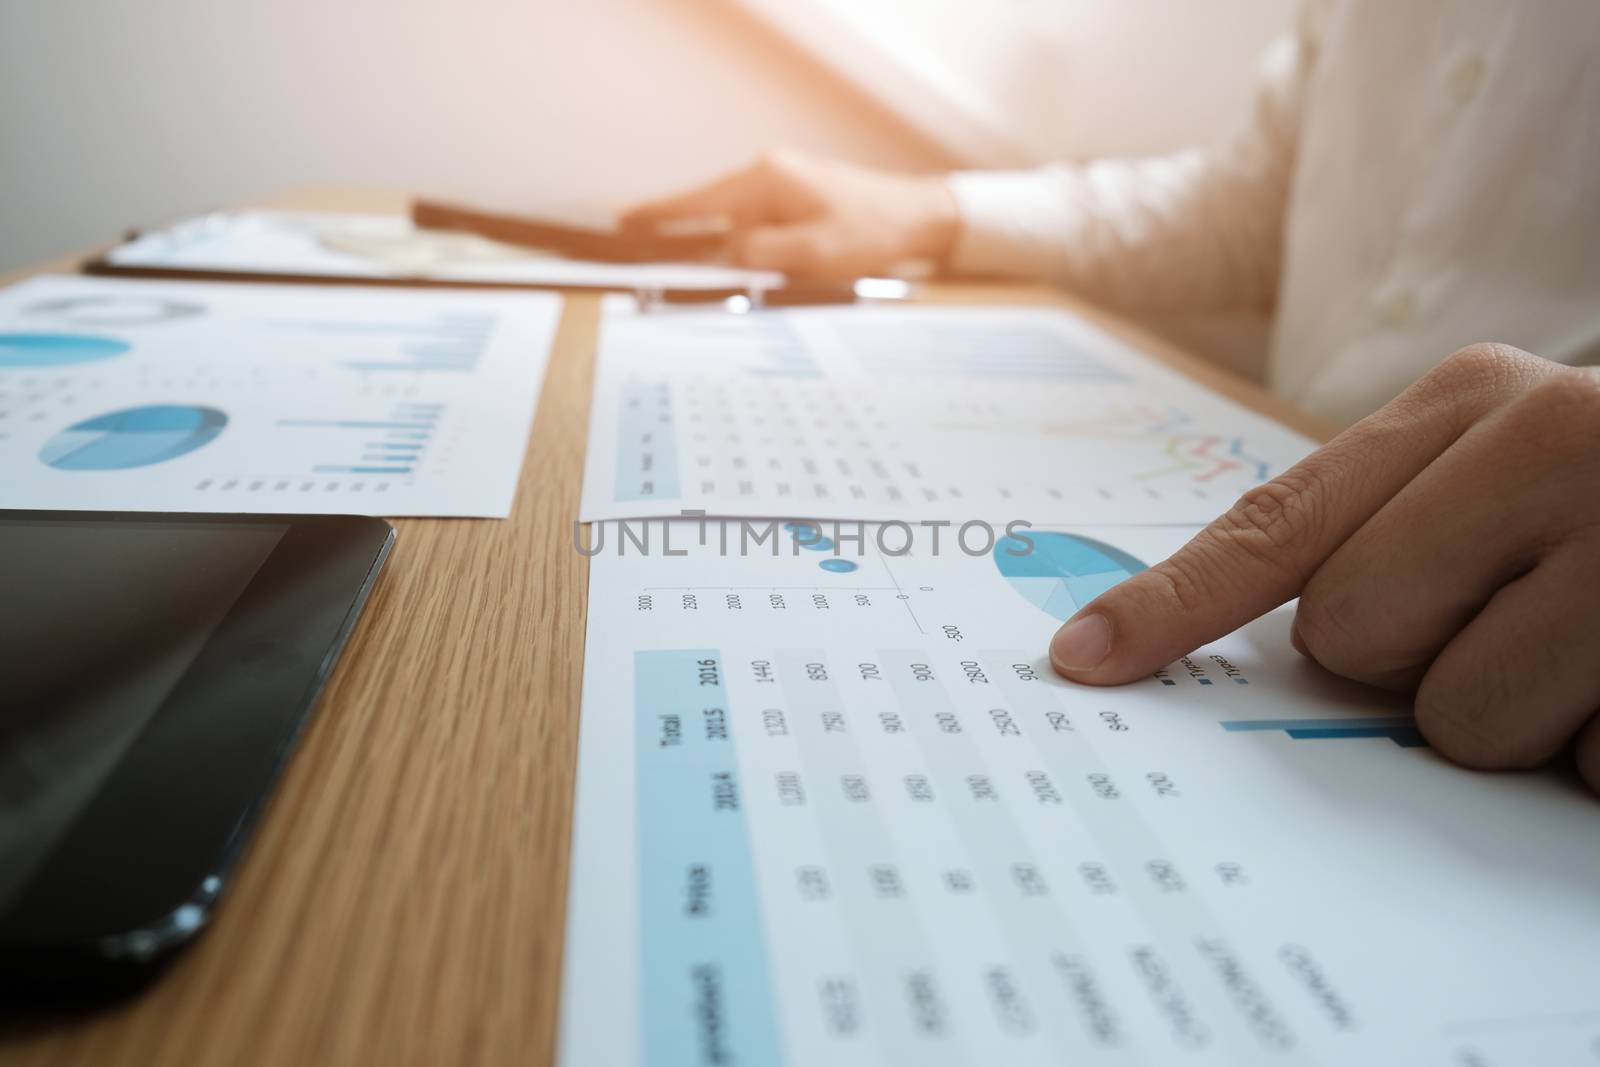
(992, 531), (1147, 621)
(40, 404), (228, 470)
(0, 332), (130, 367)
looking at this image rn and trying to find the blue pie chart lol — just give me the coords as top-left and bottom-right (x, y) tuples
(40, 405), (228, 470)
(993, 531), (1147, 621)
(0, 332), (130, 367)
(784, 523), (863, 573)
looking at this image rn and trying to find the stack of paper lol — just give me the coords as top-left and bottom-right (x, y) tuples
(559, 299), (1600, 1067)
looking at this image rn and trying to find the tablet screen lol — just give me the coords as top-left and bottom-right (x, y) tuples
(0, 519), (285, 912)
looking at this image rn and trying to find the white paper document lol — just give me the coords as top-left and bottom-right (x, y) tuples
(579, 300), (1316, 525)
(562, 519), (1600, 1067)
(0, 275), (560, 517)
(105, 210), (785, 292)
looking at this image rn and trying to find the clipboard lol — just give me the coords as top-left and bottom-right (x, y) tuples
(81, 205), (884, 306)
(81, 206), (900, 306)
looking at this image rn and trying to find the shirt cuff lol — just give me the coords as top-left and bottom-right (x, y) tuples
(946, 167), (1088, 281)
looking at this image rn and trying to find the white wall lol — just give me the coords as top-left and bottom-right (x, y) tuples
(734, 0), (1292, 164)
(0, 0), (1290, 274)
(1018, 0), (1294, 159)
(0, 0), (940, 271)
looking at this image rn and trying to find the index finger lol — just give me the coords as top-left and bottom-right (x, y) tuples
(1047, 344), (1555, 685)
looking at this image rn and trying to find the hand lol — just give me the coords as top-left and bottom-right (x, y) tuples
(1048, 344), (1600, 792)
(618, 149), (959, 279)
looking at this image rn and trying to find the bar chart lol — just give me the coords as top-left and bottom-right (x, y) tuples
(1220, 717), (1427, 747)
(278, 401), (443, 476)
(270, 311), (499, 373)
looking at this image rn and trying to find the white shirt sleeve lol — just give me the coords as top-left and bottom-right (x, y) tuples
(946, 23), (1316, 316)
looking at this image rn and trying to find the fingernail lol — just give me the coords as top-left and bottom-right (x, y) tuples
(1051, 613), (1112, 673)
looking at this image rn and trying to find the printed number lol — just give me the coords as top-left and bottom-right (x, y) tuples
(1147, 860), (1186, 893)
(797, 866), (831, 901)
(1079, 862), (1118, 895)
(1026, 771), (1062, 805)
(1146, 772), (1180, 798)
(942, 625), (964, 642)
(776, 772), (806, 806)
(1215, 863), (1249, 887)
(1011, 863), (1048, 897)
(636, 595), (653, 611)
(967, 774), (997, 801)
(696, 659), (719, 687)
(1086, 773), (1120, 800)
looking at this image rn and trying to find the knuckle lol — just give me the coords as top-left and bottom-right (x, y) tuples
(1289, 594), (1361, 674)
(1436, 342), (1537, 388)
(734, 235), (780, 270)
(784, 235), (825, 273)
(1503, 369), (1600, 447)
(1211, 472), (1321, 575)
(729, 232), (760, 266)
(804, 231), (844, 269)
(1294, 569), (1432, 689)
(789, 247), (821, 274)
(1292, 604), (1421, 689)
(1416, 342), (1544, 409)
(1144, 554), (1214, 617)
(1414, 680), (1551, 772)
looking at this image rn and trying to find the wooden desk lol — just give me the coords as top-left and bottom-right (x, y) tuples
(0, 190), (1335, 1066)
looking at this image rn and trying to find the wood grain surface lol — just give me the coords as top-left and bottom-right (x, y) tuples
(0, 189), (1335, 1067)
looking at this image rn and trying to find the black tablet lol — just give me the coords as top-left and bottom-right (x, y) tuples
(0, 511), (393, 994)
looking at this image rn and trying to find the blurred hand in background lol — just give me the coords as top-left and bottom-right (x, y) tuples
(619, 149), (958, 279)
